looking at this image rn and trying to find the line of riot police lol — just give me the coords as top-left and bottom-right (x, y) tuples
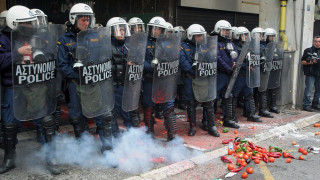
(0, 2), (284, 175)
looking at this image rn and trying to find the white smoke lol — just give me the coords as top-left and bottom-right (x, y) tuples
(35, 128), (201, 174)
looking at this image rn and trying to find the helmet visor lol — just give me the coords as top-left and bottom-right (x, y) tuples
(219, 27), (231, 39)
(148, 25), (165, 38)
(130, 24), (145, 33)
(194, 34), (207, 45)
(112, 24), (131, 38)
(37, 16), (48, 26)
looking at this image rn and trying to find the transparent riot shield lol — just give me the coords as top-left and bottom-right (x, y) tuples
(152, 32), (182, 103)
(122, 32), (148, 112)
(268, 45), (284, 89)
(77, 27), (114, 118)
(12, 26), (58, 121)
(225, 38), (251, 99)
(47, 24), (65, 97)
(246, 33), (260, 88)
(192, 36), (218, 102)
(258, 42), (276, 92)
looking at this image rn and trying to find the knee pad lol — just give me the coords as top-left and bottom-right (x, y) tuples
(41, 115), (55, 128)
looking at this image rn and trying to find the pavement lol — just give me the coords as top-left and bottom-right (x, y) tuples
(16, 105), (320, 179)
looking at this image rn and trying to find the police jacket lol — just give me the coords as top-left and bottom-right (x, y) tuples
(234, 41), (247, 76)
(0, 27), (12, 86)
(179, 39), (196, 76)
(301, 46), (320, 77)
(57, 30), (78, 79)
(111, 37), (127, 84)
(216, 35), (238, 74)
(144, 37), (155, 75)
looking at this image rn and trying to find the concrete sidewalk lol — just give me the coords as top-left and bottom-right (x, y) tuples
(123, 108), (320, 180)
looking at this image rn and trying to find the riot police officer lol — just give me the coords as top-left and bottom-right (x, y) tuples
(57, 3), (113, 153)
(180, 24), (220, 136)
(106, 17), (140, 136)
(143, 16), (177, 141)
(258, 28), (275, 118)
(0, 5), (60, 174)
(232, 27), (262, 122)
(266, 28), (281, 114)
(210, 20), (240, 129)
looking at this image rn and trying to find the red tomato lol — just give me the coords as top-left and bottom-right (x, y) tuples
(261, 149), (267, 154)
(298, 147), (305, 153)
(254, 159), (260, 164)
(243, 154), (249, 160)
(238, 154), (244, 159)
(283, 152), (289, 158)
(241, 172), (248, 179)
(241, 161), (247, 167)
(228, 149), (234, 155)
(234, 130), (238, 134)
(246, 167), (254, 174)
(292, 142), (297, 145)
(228, 164), (234, 170)
(268, 157), (275, 162)
(299, 155), (304, 160)
(285, 158), (292, 163)
(301, 150), (308, 155)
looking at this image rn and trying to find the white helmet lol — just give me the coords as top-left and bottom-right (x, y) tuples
(165, 22), (174, 34)
(69, 3), (95, 28)
(174, 26), (185, 33)
(213, 20), (232, 38)
(264, 28), (277, 42)
(147, 16), (166, 38)
(31, 9), (48, 26)
(128, 17), (145, 33)
(234, 26), (250, 41)
(251, 27), (265, 41)
(6, 5), (38, 30)
(187, 24), (207, 44)
(106, 17), (131, 37)
(0, 10), (8, 27)
(230, 26), (237, 40)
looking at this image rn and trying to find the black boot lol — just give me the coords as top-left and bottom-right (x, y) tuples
(258, 91), (274, 118)
(101, 113), (113, 153)
(223, 98), (240, 129)
(232, 96), (238, 123)
(269, 89), (280, 114)
(155, 104), (164, 119)
(203, 101), (220, 137)
(41, 115), (61, 175)
(187, 100), (197, 136)
(144, 107), (154, 135)
(54, 101), (62, 130)
(247, 95), (262, 122)
(202, 108), (208, 131)
(164, 107), (177, 141)
(0, 123), (17, 174)
(69, 117), (85, 138)
(130, 109), (140, 128)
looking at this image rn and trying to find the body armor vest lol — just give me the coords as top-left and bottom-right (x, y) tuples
(111, 44), (127, 83)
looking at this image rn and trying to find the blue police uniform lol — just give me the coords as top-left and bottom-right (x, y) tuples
(57, 29), (113, 151)
(215, 35), (240, 129)
(0, 26), (60, 174)
(179, 39), (220, 137)
(232, 41), (261, 122)
(110, 37), (140, 137)
(142, 37), (176, 140)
